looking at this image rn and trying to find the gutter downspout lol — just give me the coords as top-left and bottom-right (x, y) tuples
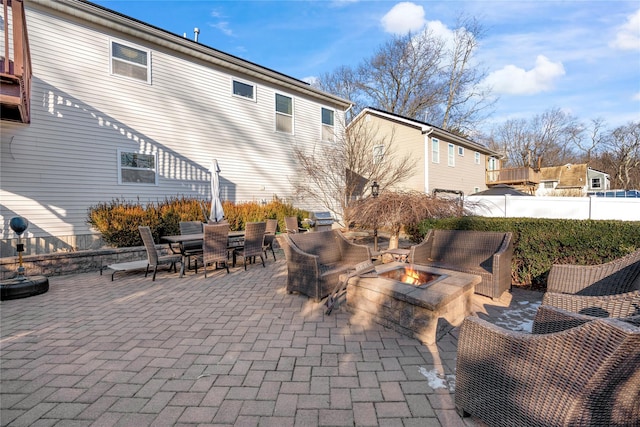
(422, 126), (434, 194)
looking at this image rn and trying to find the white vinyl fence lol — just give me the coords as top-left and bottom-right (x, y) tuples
(464, 195), (640, 221)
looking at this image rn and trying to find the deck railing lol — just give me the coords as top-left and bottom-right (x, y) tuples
(1, 0), (31, 123)
(486, 167), (540, 185)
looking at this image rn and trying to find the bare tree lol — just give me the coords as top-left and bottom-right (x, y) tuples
(575, 118), (606, 163)
(290, 118), (417, 227)
(349, 191), (461, 249)
(601, 121), (640, 189)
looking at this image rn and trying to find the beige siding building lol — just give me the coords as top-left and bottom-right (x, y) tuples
(351, 108), (501, 196)
(0, 0), (351, 254)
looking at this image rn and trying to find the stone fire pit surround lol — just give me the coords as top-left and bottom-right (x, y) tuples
(346, 262), (481, 345)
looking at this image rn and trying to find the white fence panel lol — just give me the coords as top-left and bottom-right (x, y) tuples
(464, 195), (640, 221)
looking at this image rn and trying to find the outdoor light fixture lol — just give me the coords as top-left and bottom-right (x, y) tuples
(371, 181), (379, 198)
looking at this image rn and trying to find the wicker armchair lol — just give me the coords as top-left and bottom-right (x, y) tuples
(278, 230), (371, 302)
(138, 226), (181, 281)
(179, 221), (204, 272)
(285, 216), (305, 234)
(455, 312), (640, 427)
(408, 229), (513, 299)
(203, 223), (230, 276)
(532, 304), (640, 334)
(544, 249), (640, 319)
(262, 218), (278, 261)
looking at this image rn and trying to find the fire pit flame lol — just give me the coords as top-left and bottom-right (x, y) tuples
(378, 266), (442, 287)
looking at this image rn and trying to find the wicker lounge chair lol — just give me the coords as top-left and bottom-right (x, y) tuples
(203, 223), (230, 276)
(233, 222), (266, 270)
(278, 230), (371, 302)
(408, 229), (513, 299)
(532, 304), (640, 334)
(455, 310), (640, 427)
(543, 249), (640, 318)
(138, 226), (181, 281)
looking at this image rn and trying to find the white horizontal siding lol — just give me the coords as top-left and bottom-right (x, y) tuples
(1, 3), (345, 245)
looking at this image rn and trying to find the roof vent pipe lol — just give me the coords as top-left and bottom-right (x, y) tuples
(194, 27), (200, 42)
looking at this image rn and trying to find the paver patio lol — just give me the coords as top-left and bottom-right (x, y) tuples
(0, 251), (542, 426)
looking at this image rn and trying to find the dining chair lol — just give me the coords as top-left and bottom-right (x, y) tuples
(263, 218), (278, 261)
(203, 223), (230, 276)
(285, 216), (301, 234)
(234, 222), (267, 270)
(138, 226), (181, 281)
(179, 221), (204, 273)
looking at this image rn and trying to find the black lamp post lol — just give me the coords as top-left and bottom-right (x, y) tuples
(371, 181), (379, 252)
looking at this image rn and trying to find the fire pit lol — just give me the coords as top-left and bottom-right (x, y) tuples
(378, 266), (443, 287)
(345, 262), (481, 345)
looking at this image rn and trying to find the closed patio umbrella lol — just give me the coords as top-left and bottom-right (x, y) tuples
(209, 159), (224, 222)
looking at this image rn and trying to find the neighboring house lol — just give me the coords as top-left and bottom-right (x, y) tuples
(0, 0), (351, 255)
(349, 108), (502, 196)
(536, 163), (611, 196)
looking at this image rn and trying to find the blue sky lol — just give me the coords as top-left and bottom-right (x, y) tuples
(93, 0), (639, 132)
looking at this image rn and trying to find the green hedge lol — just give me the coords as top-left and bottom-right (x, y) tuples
(87, 196), (307, 248)
(407, 217), (640, 289)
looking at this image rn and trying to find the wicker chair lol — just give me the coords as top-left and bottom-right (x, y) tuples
(285, 216), (305, 234)
(544, 249), (640, 318)
(138, 226), (181, 281)
(532, 304), (640, 334)
(179, 221), (204, 272)
(233, 222), (267, 270)
(278, 230), (371, 302)
(408, 229), (513, 299)
(262, 218), (278, 261)
(455, 311), (640, 427)
(203, 223), (230, 276)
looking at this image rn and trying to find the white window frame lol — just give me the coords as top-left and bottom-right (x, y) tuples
(232, 79), (256, 101)
(458, 146), (464, 156)
(118, 149), (158, 185)
(475, 152), (481, 165)
(275, 93), (294, 134)
(110, 39), (151, 84)
(431, 138), (440, 163)
(373, 145), (385, 164)
(321, 107), (335, 142)
(448, 143), (455, 167)
(591, 177), (602, 189)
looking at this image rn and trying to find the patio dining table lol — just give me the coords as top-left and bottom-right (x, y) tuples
(162, 230), (245, 277)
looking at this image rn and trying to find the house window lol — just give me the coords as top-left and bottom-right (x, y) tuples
(111, 41), (150, 83)
(458, 146), (464, 156)
(448, 143), (455, 166)
(475, 152), (481, 164)
(118, 150), (157, 185)
(544, 181), (554, 189)
(591, 177), (602, 189)
(232, 80), (255, 100)
(275, 94), (293, 133)
(431, 138), (440, 163)
(373, 145), (385, 164)
(474, 187), (480, 193)
(321, 107), (335, 142)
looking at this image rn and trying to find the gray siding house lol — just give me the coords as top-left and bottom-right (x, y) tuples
(1, 0), (350, 255)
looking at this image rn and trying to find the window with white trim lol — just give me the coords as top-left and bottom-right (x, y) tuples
(110, 40), (150, 83)
(321, 107), (335, 142)
(373, 145), (385, 164)
(118, 150), (157, 185)
(232, 80), (255, 100)
(458, 146), (464, 156)
(475, 152), (481, 164)
(275, 94), (293, 133)
(448, 143), (455, 166)
(591, 177), (602, 189)
(431, 138), (440, 163)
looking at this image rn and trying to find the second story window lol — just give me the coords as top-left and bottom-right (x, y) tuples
(432, 138), (440, 163)
(458, 146), (464, 156)
(475, 152), (481, 164)
(321, 108), (335, 142)
(233, 80), (255, 100)
(591, 177), (602, 189)
(275, 94), (293, 133)
(373, 145), (385, 164)
(111, 41), (150, 83)
(448, 143), (455, 166)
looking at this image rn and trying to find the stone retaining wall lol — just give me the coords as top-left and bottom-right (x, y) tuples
(0, 246), (150, 280)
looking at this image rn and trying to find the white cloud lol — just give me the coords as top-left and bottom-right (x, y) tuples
(610, 9), (640, 51)
(633, 92), (640, 101)
(302, 76), (319, 86)
(209, 9), (233, 36)
(381, 2), (426, 35)
(483, 55), (566, 95)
